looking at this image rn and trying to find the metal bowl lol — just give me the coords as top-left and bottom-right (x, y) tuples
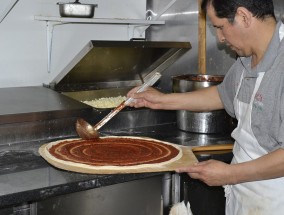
(172, 74), (233, 134)
(172, 74), (224, 93)
(58, 1), (98, 18)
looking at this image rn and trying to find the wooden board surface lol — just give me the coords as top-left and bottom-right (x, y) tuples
(198, 0), (207, 74)
(39, 140), (198, 174)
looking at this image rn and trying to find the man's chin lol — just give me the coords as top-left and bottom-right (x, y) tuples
(234, 50), (246, 57)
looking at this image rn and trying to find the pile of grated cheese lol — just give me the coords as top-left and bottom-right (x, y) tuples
(82, 96), (126, 108)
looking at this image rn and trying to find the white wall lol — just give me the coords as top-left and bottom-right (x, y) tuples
(0, 0), (146, 88)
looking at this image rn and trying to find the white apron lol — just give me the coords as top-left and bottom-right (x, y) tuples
(225, 24), (284, 214)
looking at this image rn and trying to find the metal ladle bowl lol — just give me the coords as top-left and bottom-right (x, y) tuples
(76, 118), (100, 139)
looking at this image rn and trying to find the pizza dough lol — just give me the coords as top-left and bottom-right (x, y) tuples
(39, 136), (198, 174)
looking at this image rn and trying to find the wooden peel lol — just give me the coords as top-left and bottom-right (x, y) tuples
(39, 142), (198, 174)
(198, 0), (207, 74)
(191, 143), (234, 152)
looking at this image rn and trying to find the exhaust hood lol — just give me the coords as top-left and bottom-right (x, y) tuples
(50, 40), (191, 92)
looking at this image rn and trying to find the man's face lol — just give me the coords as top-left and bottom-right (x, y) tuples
(207, 4), (250, 57)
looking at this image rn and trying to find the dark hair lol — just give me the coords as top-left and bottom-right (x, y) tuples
(201, 0), (276, 23)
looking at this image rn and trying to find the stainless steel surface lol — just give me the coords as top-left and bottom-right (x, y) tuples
(176, 110), (232, 134)
(94, 109), (176, 134)
(53, 41), (191, 92)
(0, 86), (92, 146)
(58, 0), (98, 18)
(172, 74), (232, 133)
(37, 176), (163, 215)
(76, 72), (162, 139)
(172, 74), (224, 93)
(0, 86), (91, 125)
(172, 173), (181, 204)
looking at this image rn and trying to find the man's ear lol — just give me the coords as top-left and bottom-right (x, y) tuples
(235, 7), (252, 27)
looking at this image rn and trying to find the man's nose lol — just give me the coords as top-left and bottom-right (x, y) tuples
(216, 31), (226, 43)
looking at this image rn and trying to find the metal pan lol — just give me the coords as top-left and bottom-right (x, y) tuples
(57, 0), (98, 18)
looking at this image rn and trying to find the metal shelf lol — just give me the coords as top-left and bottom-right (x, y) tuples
(34, 16), (165, 25)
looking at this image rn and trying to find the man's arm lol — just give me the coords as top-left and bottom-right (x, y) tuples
(231, 148), (284, 183)
(127, 85), (224, 111)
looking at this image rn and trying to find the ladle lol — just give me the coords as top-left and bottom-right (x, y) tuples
(76, 72), (162, 139)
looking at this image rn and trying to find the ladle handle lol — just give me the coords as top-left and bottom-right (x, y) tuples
(124, 72), (162, 105)
(94, 72), (162, 131)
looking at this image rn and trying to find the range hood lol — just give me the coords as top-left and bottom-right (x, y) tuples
(50, 40), (191, 92)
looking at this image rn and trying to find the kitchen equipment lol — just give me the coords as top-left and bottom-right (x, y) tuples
(191, 143), (233, 152)
(172, 74), (233, 133)
(76, 72), (162, 139)
(57, 0), (98, 18)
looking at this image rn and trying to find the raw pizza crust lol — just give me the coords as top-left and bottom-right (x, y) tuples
(39, 136), (197, 174)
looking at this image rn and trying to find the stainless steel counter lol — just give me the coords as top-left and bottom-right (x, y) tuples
(0, 86), (92, 124)
(0, 86), (92, 146)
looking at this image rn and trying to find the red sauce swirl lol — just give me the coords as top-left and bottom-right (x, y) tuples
(49, 137), (180, 166)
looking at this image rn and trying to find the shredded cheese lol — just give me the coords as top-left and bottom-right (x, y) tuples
(82, 96), (126, 108)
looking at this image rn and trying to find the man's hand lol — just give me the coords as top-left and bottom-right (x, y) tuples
(176, 160), (235, 186)
(126, 87), (165, 109)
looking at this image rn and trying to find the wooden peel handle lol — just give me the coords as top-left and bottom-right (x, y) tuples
(198, 0), (206, 74)
(191, 143), (234, 152)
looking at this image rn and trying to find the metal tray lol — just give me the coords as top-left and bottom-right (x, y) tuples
(58, 1), (98, 18)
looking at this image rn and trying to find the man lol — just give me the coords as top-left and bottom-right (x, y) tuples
(127, 0), (284, 214)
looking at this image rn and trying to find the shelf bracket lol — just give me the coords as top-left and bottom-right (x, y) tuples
(128, 25), (149, 40)
(46, 21), (65, 73)
(128, 0), (177, 40)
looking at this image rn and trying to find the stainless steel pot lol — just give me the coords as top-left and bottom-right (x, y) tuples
(172, 74), (232, 133)
(58, 0), (98, 18)
(172, 74), (224, 92)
